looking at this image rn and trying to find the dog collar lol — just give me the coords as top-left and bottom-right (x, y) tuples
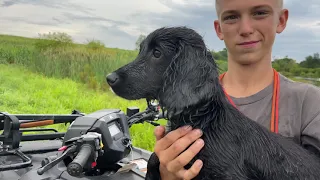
(219, 68), (280, 133)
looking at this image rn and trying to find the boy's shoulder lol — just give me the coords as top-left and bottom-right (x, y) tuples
(280, 73), (320, 132)
(280, 74), (320, 99)
(281, 74), (320, 155)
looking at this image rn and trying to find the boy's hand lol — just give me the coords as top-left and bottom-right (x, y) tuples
(154, 125), (204, 180)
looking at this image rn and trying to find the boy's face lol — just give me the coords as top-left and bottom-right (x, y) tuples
(214, 0), (288, 65)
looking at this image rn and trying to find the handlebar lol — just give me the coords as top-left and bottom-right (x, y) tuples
(127, 103), (166, 128)
(67, 144), (94, 177)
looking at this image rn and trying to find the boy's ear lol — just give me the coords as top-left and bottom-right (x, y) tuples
(214, 20), (224, 40)
(276, 9), (289, 34)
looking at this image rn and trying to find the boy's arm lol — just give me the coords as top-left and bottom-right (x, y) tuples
(300, 85), (320, 158)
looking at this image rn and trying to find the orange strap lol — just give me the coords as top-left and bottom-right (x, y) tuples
(219, 69), (280, 133)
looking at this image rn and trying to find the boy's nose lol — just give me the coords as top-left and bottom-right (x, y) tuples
(239, 17), (254, 36)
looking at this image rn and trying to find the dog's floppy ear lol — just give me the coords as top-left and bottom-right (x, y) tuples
(159, 40), (223, 117)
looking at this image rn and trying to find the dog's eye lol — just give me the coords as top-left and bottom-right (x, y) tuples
(153, 49), (161, 58)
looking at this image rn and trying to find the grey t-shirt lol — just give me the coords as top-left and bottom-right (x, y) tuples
(230, 73), (320, 153)
(165, 73), (320, 154)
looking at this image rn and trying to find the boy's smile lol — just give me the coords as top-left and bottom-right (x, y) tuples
(237, 40), (261, 50)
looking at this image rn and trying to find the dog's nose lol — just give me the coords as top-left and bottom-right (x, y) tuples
(106, 72), (119, 86)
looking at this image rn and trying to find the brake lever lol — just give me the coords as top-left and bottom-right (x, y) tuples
(37, 145), (77, 175)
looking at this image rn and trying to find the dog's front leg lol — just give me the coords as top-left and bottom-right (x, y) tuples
(145, 152), (161, 180)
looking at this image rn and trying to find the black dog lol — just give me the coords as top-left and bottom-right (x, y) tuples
(106, 26), (320, 180)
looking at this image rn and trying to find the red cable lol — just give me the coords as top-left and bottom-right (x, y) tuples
(274, 70), (280, 133)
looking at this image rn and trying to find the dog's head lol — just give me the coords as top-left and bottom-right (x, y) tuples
(107, 27), (222, 116)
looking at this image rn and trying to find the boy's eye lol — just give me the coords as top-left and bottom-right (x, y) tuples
(224, 15), (238, 21)
(253, 11), (268, 16)
(223, 15), (239, 23)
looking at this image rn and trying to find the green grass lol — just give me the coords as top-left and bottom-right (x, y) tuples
(0, 34), (139, 91)
(0, 63), (165, 151)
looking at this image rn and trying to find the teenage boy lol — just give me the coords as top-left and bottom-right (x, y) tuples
(153, 0), (320, 179)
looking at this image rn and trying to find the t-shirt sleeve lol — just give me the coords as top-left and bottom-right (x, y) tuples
(300, 84), (320, 157)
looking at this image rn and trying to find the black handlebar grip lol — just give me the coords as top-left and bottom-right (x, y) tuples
(67, 144), (93, 177)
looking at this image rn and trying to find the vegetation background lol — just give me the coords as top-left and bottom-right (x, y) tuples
(0, 32), (319, 151)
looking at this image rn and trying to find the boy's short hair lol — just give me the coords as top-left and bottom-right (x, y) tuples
(215, 0), (284, 17)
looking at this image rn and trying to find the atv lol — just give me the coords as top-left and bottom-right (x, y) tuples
(0, 100), (164, 180)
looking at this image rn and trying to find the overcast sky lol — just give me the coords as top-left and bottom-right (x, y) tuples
(1, 0), (319, 62)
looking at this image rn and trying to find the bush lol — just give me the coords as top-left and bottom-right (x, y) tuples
(86, 39), (105, 50)
(34, 32), (74, 51)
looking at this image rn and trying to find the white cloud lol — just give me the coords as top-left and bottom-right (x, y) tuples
(68, 0), (171, 21)
(0, 0), (320, 61)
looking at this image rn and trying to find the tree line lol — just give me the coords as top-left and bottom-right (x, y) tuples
(212, 49), (320, 79)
